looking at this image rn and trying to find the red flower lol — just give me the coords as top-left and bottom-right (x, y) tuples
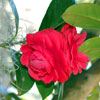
(61, 24), (89, 75)
(20, 28), (71, 84)
(20, 24), (89, 84)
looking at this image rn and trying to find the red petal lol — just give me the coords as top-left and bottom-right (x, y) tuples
(20, 52), (31, 66)
(53, 70), (58, 82)
(73, 66), (78, 75)
(78, 61), (87, 69)
(20, 44), (32, 53)
(30, 51), (52, 73)
(74, 32), (87, 47)
(41, 72), (54, 84)
(61, 24), (77, 37)
(28, 68), (40, 80)
(78, 52), (89, 62)
(26, 33), (35, 44)
(78, 67), (82, 74)
(38, 70), (47, 77)
(55, 64), (69, 83)
(27, 28), (65, 50)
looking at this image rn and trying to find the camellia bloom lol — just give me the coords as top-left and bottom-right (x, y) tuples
(61, 24), (89, 75)
(20, 24), (89, 84)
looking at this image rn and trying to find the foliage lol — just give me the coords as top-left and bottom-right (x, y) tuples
(62, 3), (100, 29)
(36, 81), (54, 99)
(79, 37), (100, 59)
(39, 0), (75, 30)
(10, 49), (35, 95)
(0, 0), (100, 100)
(8, 0), (19, 42)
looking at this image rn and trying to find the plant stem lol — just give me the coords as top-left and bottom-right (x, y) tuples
(0, 21), (65, 48)
(58, 83), (64, 100)
(0, 40), (25, 48)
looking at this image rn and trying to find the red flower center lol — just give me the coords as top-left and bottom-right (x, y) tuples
(30, 59), (44, 69)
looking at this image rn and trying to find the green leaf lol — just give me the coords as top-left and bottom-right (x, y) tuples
(8, 0), (19, 42)
(10, 49), (34, 95)
(79, 37), (100, 58)
(6, 93), (21, 100)
(36, 81), (54, 100)
(62, 3), (100, 29)
(39, 0), (75, 31)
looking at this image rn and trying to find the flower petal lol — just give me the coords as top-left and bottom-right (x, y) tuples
(73, 66), (78, 75)
(78, 52), (89, 62)
(41, 72), (54, 84)
(28, 68), (40, 80)
(20, 44), (32, 53)
(20, 52), (32, 66)
(61, 24), (77, 37)
(27, 33), (35, 44)
(74, 32), (87, 47)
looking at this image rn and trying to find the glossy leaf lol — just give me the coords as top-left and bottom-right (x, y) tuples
(79, 37), (100, 58)
(39, 0), (75, 30)
(8, 0), (19, 41)
(36, 81), (54, 99)
(6, 93), (21, 100)
(62, 3), (100, 29)
(10, 49), (34, 95)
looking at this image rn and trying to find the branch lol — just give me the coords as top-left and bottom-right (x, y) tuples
(0, 40), (26, 48)
(63, 60), (100, 100)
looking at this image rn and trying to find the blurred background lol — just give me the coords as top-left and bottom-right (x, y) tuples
(0, 0), (100, 100)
